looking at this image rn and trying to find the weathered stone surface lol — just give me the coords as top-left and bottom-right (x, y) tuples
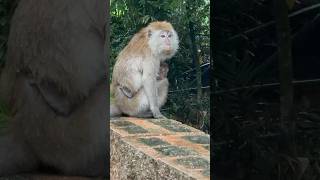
(110, 117), (210, 180)
(154, 146), (197, 156)
(139, 137), (169, 146)
(149, 119), (192, 132)
(176, 157), (210, 169)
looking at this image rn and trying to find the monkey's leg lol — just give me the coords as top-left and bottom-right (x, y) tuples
(140, 61), (167, 119)
(131, 79), (169, 119)
(114, 85), (146, 117)
(11, 76), (107, 176)
(110, 102), (122, 117)
(157, 78), (169, 107)
(0, 135), (37, 176)
(134, 79), (169, 118)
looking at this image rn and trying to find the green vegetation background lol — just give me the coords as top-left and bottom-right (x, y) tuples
(0, 0), (16, 134)
(110, 0), (210, 132)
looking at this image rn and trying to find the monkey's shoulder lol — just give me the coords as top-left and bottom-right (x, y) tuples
(116, 56), (143, 66)
(113, 57), (143, 75)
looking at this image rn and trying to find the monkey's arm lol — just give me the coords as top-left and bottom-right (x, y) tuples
(142, 61), (166, 119)
(30, 80), (74, 116)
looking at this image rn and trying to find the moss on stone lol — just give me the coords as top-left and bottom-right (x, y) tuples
(139, 137), (170, 146)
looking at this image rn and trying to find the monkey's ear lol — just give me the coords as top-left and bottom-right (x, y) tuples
(148, 30), (152, 38)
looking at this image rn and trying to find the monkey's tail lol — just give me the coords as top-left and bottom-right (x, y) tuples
(110, 103), (121, 117)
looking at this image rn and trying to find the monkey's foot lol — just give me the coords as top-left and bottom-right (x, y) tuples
(153, 112), (167, 119)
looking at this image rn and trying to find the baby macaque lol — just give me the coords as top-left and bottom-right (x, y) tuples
(157, 62), (169, 81)
(121, 62), (169, 98)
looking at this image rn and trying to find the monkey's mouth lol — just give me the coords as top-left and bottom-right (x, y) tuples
(163, 46), (172, 55)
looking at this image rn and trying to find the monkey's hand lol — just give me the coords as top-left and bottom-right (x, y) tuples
(154, 114), (167, 119)
(119, 86), (134, 98)
(153, 113), (167, 119)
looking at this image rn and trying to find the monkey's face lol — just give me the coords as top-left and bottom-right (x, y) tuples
(160, 31), (173, 53)
(149, 29), (179, 59)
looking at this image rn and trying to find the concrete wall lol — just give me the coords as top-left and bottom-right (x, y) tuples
(110, 117), (210, 180)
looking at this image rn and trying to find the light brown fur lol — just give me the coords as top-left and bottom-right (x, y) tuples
(111, 21), (178, 118)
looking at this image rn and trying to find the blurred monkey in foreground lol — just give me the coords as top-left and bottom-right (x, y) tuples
(0, 0), (107, 176)
(111, 21), (178, 118)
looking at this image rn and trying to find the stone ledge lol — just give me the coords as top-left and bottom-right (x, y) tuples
(110, 117), (210, 180)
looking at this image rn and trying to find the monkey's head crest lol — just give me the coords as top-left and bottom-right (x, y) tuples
(147, 21), (174, 32)
(147, 21), (174, 38)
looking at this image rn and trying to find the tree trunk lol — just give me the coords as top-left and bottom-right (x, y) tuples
(188, 21), (202, 104)
(274, 0), (296, 157)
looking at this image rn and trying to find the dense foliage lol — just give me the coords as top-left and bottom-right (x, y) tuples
(111, 0), (210, 132)
(0, 0), (16, 133)
(214, 0), (320, 179)
(0, 0), (17, 67)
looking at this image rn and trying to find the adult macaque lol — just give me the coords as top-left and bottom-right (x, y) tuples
(110, 21), (178, 118)
(0, 0), (107, 177)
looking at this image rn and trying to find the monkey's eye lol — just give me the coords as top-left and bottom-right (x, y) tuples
(160, 35), (165, 38)
(168, 34), (172, 38)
